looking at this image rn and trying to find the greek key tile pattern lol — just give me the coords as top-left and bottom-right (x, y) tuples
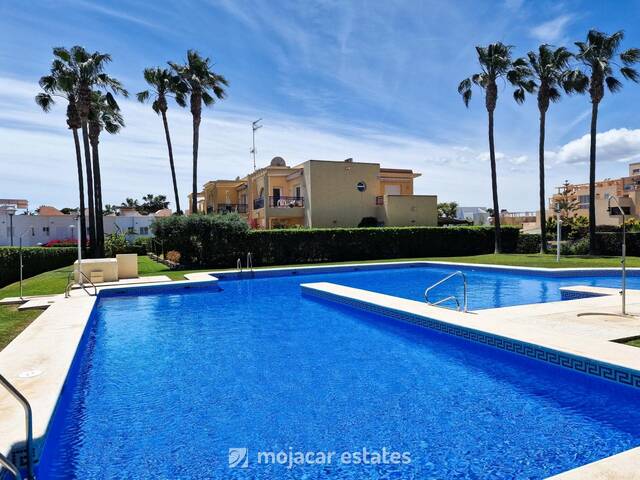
(302, 287), (640, 390)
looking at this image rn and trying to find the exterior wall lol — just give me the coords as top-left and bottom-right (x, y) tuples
(0, 212), (157, 247)
(548, 178), (632, 226)
(378, 169), (415, 195)
(379, 195), (437, 227)
(304, 160), (380, 228)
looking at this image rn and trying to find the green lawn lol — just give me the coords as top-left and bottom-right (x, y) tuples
(0, 253), (637, 350)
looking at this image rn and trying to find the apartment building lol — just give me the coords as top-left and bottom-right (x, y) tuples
(190, 157), (437, 229)
(548, 162), (640, 225)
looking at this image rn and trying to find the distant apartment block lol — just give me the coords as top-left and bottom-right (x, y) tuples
(548, 161), (640, 225)
(189, 157), (437, 229)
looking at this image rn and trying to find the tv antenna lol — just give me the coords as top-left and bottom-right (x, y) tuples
(251, 118), (263, 171)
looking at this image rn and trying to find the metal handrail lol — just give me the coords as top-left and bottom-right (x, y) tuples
(425, 271), (468, 312)
(64, 269), (98, 298)
(236, 258), (242, 273)
(0, 373), (33, 479)
(246, 252), (253, 273)
(0, 453), (21, 480)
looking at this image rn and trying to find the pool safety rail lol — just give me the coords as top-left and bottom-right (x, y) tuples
(0, 373), (33, 480)
(64, 270), (97, 298)
(424, 270), (468, 312)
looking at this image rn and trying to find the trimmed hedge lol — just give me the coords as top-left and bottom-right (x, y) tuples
(516, 234), (541, 254)
(595, 232), (640, 256)
(152, 214), (520, 267)
(0, 247), (77, 288)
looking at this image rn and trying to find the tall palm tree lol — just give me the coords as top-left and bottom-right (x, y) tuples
(458, 43), (533, 253)
(88, 91), (125, 257)
(523, 45), (573, 253)
(568, 30), (640, 254)
(53, 46), (128, 256)
(169, 50), (228, 214)
(137, 68), (186, 214)
(35, 55), (87, 255)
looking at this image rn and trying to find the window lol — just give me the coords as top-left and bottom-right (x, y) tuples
(43, 226), (50, 235)
(127, 227), (135, 234)
(356, 181), (367, 192)
(139, 227), (149, 235)
(272, 188), (281, 199)
(578, 195), (589, 208)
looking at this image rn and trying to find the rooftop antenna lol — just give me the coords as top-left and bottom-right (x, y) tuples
(251, 118), (263, 171)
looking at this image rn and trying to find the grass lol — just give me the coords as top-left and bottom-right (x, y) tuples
(626, 338), (640, 348)
(1, 253), (637, 350)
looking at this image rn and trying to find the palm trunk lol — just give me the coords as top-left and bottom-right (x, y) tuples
(81, 121), (97, 257)
(538, 109), (548, 254)
(90, 132), (105, 257)
(488, 109), (501, 253)
(162, 110), (181, 214)
(72, 128), (87, 256)
(191, 113), (201, 214)
(588, 101), (599, 255)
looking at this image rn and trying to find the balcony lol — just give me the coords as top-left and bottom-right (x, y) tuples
(269, 196), (304, 208)
(217, 203), (247, 214)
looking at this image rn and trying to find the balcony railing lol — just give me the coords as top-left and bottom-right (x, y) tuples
(269, 196), (304, 208)
(217, 203), (247, 214)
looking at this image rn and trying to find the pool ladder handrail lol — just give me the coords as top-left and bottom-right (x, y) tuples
(64, 269), (98, 298)
(0, 373), (34, 480)
(424, 270), (468, 312)
(246, 252), (253, 275)
(236, 258), (243, 273)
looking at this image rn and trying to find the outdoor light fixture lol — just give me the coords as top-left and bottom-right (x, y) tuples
(6, 206), (16, 246)
(18, 225), (34, 300)
(578, 195), (631, 318)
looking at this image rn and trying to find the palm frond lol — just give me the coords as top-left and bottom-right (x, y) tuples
(620, 67), (639, 82)
(605, 75), (623, 92)
(621, 48), (640, 65)
(136, 90), (150, 103)
(35, 92), (54, 112)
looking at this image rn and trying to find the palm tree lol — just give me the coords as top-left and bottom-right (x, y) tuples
(568, 30), (640, 253)
(53, 46), (127, 256)
(458, 43), (533, 253)
(35, 53), (87, 255)
(121, 198), (140, 209)
(137, 68), (186, 214)
(523, 45), (573, 253)
(88, 91), (125, 257)
(169, 50), (228, 214)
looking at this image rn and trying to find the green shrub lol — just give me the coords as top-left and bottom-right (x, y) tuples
(152, 214), (520, 267)
(516, 234), (541, 253)
(0, 247), (77, 288)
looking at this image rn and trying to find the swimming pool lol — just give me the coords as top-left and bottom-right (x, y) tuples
(36, 265), (640, 479)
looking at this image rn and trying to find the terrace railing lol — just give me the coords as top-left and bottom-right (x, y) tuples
(268, 196), (304, 208)
(217, 204), (248, 214)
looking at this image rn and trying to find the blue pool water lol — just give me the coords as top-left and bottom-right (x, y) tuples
(38, 266), (640, 479)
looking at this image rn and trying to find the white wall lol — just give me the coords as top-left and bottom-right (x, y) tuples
(0, 213), (156, 247)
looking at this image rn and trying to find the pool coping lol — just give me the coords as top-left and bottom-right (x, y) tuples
(2, 260), (640, 479)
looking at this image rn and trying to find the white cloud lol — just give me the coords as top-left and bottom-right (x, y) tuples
(549, 128), (640, 165)
(1, 76), (523, 209)
(530, 14), (573, 42)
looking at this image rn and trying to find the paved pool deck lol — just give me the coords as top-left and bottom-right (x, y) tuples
(1, 261), (640, 478)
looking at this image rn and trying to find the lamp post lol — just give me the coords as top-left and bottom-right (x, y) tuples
(6, 206), (16, 246)
(18, 225), (33, 300)
(578, 195), (630, 318)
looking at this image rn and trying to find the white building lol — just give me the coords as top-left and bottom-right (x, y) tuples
(0, 206), (168, 247)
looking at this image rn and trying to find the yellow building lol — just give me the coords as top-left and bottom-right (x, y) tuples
(190, 157), (437, 229)
(548, 162), (640, 226)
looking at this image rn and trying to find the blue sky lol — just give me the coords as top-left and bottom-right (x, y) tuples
(1, 0), (640, 211)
